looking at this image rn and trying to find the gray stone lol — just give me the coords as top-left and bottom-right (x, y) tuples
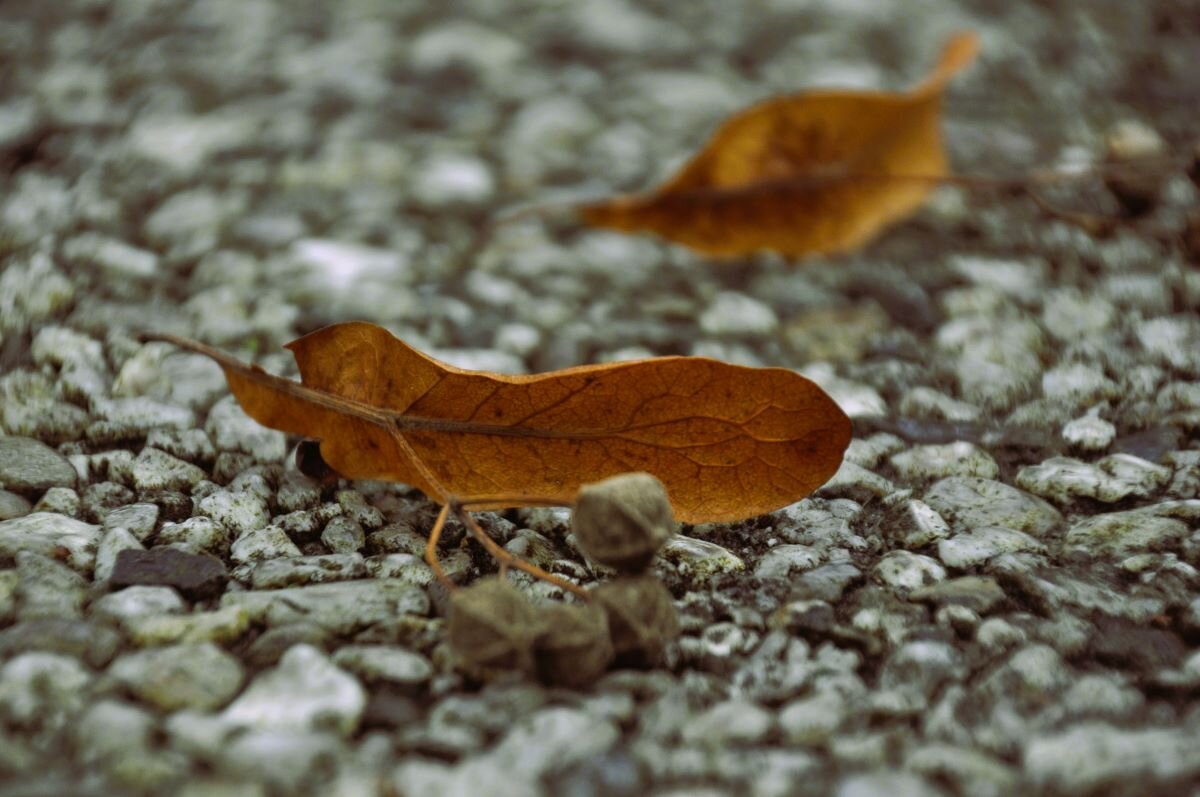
(110, 547), (228, 601)
(699, 292), (778, 337)
(1065, 511), (1189, 557)
(563, 0), (683, 54)
(1041, 362), (1119, 406)
(791, 562), (863, 602)
(779, 691), (848, 745)
(878, 495), (952, 548)
(1016, 454), (1171, 504)
(503, 95), (600, 186)
(1063, 411), (1116, 452)
(243, 622), (331, 669)
(0, 511), (102, 573)
(754, 544), (821, 581)
(250, 553), (367, 589)
(73, 699), (154, 766)
(771, 600), (834, 636)
(88, 451), (136, 486)
(0, 250), (75, 324)
(909, 576), (1006, 615)
(92, 397), (195, 435)
(16, 551), (86, 620)
(951, 255), (1046, 301)
(890, 442), (999, 482)
(90, 585), (186, 625)
(633, 70), (740, 135)
(30, 324), (105, 372)
(205, 396), (287, 463)
(62, 232), (158, 278)
(411, 153), (495, 208)
(1056, 674), (1145, 723)
(658, 535), (744, 586)
(1137, 316), (1200, 373)
(979, 644), (1072, 716)
(1024, 723), (1200, 793)
(0, 437), (77, 495)
(772, 498), (862, 547)
(845, 433), (906, 469)
(949, 320), (1042, 410)
(222, 644), (365, 736)
(693, 622), (761, 675)
(905, 744), (1017, 797)
(924, 477), (1062, 536)
(132, 447), (208, 493)
(3, 398), (90, 445)
(109, 642), (243, 711)
(198, 489), (271, 537)
(975, 617), (1027, 652)
(1164, 451), (1200, 499)
(364, 552), (460, 585)
(102, 503), (160, 542)
(31, 486), (78, 516)
(800, 365), (887, 418)
(488, 706), (619, 781)
(276, 473), (321, 514)
(126, 109), (255, 172)
(123, 605), (252, 648)
(0, 490), (31, 521)
(836, 771), (944, 797)
(321, 515), (365, 553)
(157, 516), (231, 557)
(938, 527), (1046, 569)
(680, 699), (774, 747)
(144, 188), (229, 252)
(230, 525), (302, 564)
(221, 578), (428, 634)
(0, 618), (120, 668)
(898, 387), (982, 423)
(144, 427), (216, 466)
(729, 632), (813, 704)
(875, 551), (946, 593)
(331, 645), (433, 689)
(411, 20), (523, 77)
(334, 490), (385, 531)
(80, 482), (138, 523)
(217, 728), (345, 794)
(1041, 288), (1116, 342)
(0, 571), (14, 624)
(0, 652), (92, 731)
(257, 511), (316, 544)
(881, 640), (966, 697)
(94, 525), (145, 582)
(816, 462), (895, 503)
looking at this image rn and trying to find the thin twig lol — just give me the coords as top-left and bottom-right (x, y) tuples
(424, 503), (456, 591)
(450, 498), (589, 599)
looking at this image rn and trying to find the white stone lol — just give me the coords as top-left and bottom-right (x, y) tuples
(222, 644), (366, 736)
(1062, 410), (1116, 451)
(0, 512), (101, 573)
(938, 527), (1046, 569)
(699, 292), (779, 337)
(875, 551), (946, 593)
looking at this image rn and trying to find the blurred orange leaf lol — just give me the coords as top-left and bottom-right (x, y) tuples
(579, 31), (979, 257)
(152, 322), (850, 523)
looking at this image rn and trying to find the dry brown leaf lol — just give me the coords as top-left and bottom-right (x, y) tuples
(151, 322), (849, 523)
(578, 31), (979, 257)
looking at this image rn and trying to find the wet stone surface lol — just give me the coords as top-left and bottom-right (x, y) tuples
(0, 1), (1198, 795)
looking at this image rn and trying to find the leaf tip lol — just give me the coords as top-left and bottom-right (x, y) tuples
(920, 30), (980, 93)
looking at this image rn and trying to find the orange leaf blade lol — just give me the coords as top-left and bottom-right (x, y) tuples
(579, 31), (979, 258)
(158, 323), (851, 524)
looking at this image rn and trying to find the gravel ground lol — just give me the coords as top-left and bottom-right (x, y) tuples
(2, 1), (1200, 795)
